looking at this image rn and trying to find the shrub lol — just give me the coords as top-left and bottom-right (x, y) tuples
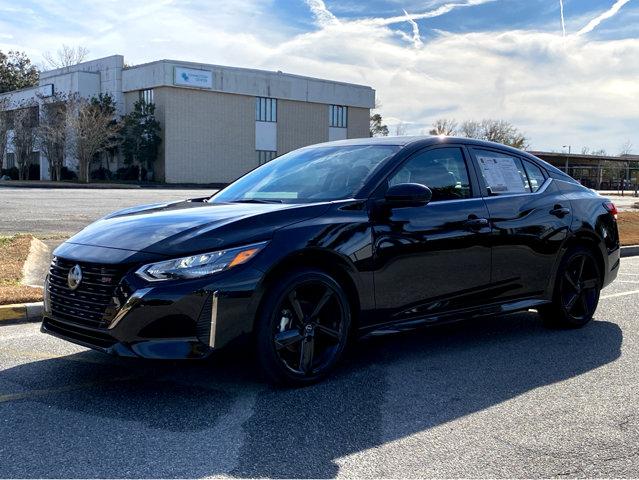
(1, 167), (18, 180)
(60, 166), (78, 181)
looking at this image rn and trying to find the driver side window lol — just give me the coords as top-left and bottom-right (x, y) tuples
(389, 147), (471, 201)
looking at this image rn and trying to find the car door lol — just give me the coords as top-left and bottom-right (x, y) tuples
(371, 145), (492, 323)
(470, 147), (572, 300)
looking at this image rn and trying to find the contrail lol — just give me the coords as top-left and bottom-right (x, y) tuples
(559, 0), (566, 36)
(305, 0), (338, 27)
(362, 0), (496, 26)
(403, 9), (423, 48)
(577, 0), (632, 36)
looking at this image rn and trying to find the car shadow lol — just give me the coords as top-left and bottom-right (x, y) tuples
(0, 312), (622, 478)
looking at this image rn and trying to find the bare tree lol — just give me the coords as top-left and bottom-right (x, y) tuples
(36, 93), (70, 181)
(429, 118), (457, 136)
(68, 97), (120, 183)
(459, 120), (482, 139)
(394, 121), (408, 136)
(455, 119), (528, 149)
(581, 146), (590, 155)
(480, 119), (528, 149)
(0, 97), (9, 172)
(620, 140), (633, 156)
(43, 45), (89, 69)
(13, 102), (38, 180)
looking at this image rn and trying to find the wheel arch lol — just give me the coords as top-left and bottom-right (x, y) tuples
(252, 248), (363, 332)
(558, 230), (606, 285)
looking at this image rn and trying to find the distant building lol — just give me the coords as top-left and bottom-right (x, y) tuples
(0, 55), (375, 183)
(530, 151), (639, 190)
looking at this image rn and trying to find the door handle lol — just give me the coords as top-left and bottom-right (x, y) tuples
(550, 205), (570, 218)
(465, 216), (489, 231)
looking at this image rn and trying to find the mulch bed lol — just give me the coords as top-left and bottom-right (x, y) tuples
(0, 235), (43, 305)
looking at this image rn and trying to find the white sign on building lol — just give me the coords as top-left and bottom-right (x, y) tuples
(174, 67), (213, 89)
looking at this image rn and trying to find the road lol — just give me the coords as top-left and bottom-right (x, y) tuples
(1, 258), (638, 478)
(0, 187), (215, 237)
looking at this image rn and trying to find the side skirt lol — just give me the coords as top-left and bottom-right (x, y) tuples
(359, 298), (551, 336)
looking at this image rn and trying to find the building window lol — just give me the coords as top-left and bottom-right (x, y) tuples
(139, 89), (154, 104)
(329, 105), (347, 128)
(256, 97), (277, 122)
(257, 150), (277, 165)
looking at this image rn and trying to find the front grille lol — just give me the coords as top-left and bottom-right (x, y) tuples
(47, 257), (124, 328)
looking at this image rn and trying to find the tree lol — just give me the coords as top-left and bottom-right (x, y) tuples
(68, 97), (121, 183)
(480, 119), (528, 149)
(0, 50), (39, 93)
(459, 120), (482, 139)
(439, 118), (529, 149)
(12, 102), (38, 180)
(122, 99), (162, 181)
(429, 118), (457, 136)
(620, 140), (633, 156)
(0, 98), (9, 172)
(394, 121), (408, 136)
(36, 93), (70, 181)
(90, 93), (120, 170)
(43, 45), (89, 69)
(370, 113), (389, 137)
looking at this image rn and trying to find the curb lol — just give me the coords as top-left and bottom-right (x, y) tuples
(0, 302), (43, 325)
(621, 245), (639, 258)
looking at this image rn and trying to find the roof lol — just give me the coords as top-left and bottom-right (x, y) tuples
(314, 135), (528, 152)
(529, 151), (639, 163)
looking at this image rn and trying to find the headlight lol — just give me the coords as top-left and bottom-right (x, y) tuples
(135, 241), (267, 282)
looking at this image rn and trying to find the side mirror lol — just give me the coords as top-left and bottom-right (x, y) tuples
(384, 183), (432, 207)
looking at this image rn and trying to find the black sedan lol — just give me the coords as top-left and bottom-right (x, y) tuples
(42, 136), (620, 385)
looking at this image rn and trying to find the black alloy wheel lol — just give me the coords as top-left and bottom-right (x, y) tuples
(256, 269), (351, 385)
(540, 246), (601, 328)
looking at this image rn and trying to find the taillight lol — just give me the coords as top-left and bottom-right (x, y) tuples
(604, 202), (618, 219)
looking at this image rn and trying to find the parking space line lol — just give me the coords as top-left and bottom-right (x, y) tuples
(0, 376), (137, 404)
(601, 289), (639, 299)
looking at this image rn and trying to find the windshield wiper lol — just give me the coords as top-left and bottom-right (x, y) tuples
(232, 198), (284, 204)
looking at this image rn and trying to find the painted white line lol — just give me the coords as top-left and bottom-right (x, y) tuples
(601, 289), (639, 299)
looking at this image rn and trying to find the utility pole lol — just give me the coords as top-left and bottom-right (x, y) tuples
(563, 145), (571, 175)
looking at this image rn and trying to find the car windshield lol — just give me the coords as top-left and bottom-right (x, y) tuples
(211, 144), (401, 204)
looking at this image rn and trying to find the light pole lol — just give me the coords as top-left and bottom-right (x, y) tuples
(563, 145), (571, 175)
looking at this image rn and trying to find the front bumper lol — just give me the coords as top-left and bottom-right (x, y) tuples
(42, 260), (265, 360)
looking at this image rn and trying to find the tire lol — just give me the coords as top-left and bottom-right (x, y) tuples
(255, 268), (352, 386)
(539, 245), (602, 329)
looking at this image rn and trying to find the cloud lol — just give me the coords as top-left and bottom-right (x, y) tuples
(576, 0), (633, 36)
(0, 0), (637, 152)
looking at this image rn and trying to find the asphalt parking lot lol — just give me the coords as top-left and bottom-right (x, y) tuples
(1, 258), (639, 478)
(0, 187), (214, 237)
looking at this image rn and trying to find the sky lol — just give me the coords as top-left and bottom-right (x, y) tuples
(0, 0), (637, 154)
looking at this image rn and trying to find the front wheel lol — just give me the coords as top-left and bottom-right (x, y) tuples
(255, 269), (352, 386)
(539, 246), (602, 328)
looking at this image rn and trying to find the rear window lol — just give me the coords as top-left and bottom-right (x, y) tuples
(522, 159), (546, 192)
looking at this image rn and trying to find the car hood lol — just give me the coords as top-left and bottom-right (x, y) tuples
(63, 199), (331, 257)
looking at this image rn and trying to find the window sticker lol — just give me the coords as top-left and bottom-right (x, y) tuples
(477, 156), (526, 193)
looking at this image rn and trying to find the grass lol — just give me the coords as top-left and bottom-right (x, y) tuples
(0, 235), (43, 305)
(617, 212), (639, 246)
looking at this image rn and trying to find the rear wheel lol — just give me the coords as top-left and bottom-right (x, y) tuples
(255, 269), (351, 386)
(540, 246), (601, 328)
